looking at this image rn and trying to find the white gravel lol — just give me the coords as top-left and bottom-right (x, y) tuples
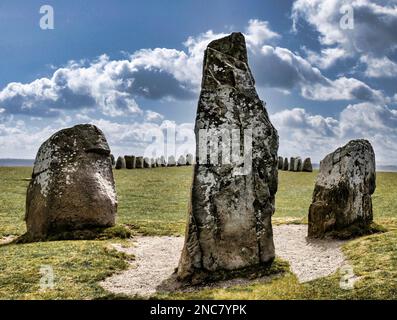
(100, 225), (347, 297)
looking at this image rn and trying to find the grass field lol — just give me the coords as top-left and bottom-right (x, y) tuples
(0, 166), (396, 299)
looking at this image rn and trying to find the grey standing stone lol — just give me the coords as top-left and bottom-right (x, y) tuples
(116, 156), (126, 170)
(308, 139), (376, 238)
(186, 153), (194, 166)
(160, 156), (167, 167)
(143, 157), (151, 168)
(125, 155), (136, 169)
(278, 156), (283, 170)
(302, 158), (313, 172)
(135, 156), (143, 169)
(177, 33), (279, 283)
(177, 155), (186, 166)
(25, 124), (117, 241)
(289, 157), (296, 172)
(296, 157), (302, 172)
(110, 154), (115, 167)
(283, 157), (289, 171)
(167, 155), (176, 167)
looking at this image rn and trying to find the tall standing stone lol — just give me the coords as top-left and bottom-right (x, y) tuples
(296, 157), (302, 172)
(308, 140), (376, 238)
(177, 155), (186, 166)
(25, 124), (117, 241)
(135, 156), (143, 169)
(289, 157), (296, 172)
(143, 157), (151, 168)
(278, 156), (283, 170)
(177, 33), (279, 283)
(115, 156), (126, 170)
(110, 154), (115, 167)
(283, 157), (289, 171)
(302, 157), (313, 172)
(160, 156), (167, 167)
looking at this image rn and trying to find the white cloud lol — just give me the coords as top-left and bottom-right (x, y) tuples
(292, 0), (397, 76)
(271, 103), (397, 165)
(302, 46), (348, 69)
(360, 55), (397, 78)
(145, 110), (164, 122)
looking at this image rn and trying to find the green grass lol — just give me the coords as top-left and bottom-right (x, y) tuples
(0, 166), (396, 299)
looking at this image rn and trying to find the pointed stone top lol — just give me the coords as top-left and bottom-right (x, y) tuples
(207, 32), (248, 62)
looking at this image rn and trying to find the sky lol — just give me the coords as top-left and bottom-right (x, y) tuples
(0, 0), (397, 165)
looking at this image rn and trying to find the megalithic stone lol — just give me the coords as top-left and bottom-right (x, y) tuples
(302, 157), (313, 172)
(283, 157), (289, 171)
(308, 140), (376, 238)
(143, 157), (151, 168)
(278, 156), (283, 170)
(296, 157), (302, 171)
(177, 32), (279, 283)
(125, 155), (136, 169)
(135, 156), (143, 169)
(115, 156), (126, 169)
(186, 153), (194, 166)
(289, 157), (295, 171)
(167, 156), (176, 167)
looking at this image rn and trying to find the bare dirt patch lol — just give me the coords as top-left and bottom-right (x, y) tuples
(100, 225), (346, 297)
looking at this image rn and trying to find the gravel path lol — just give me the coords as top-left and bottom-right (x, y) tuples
(100, 225), (346, 297)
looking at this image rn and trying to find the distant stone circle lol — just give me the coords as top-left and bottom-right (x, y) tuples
(112, 153), (194, 169)
(278, 156), (313, 172)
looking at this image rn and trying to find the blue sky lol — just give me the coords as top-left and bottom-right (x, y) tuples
(0, 0), (397, 165)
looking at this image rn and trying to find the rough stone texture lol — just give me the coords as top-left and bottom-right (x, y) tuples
(143, 157), (151, 168)
(125, 155), (136, 169)
(135, 156), (143, 169)
(177, 155), (186, 166)
(302, 157), (313, 172)
(289, 157), (296, 172)
(177, 33), (279, 283)
(116, 156), (126, 170)
(296, 157), (302, 172)
(283, 157), (289, 171)
(25, 124), (117, 241)
(278, 156), (283, 170)
(186, 153), (194, 166)
(308, 139), (376, 238)
(167, 156), (176, 167)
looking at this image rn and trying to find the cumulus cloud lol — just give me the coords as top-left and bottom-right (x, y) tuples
(292, 0), (397, 75)
(271, 103), (397, 165)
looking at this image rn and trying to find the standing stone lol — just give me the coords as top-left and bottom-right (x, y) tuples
(278, 156), (283, 170)
(289, 157), (296, 172)
(308, 139), (376, 238)
(167, 155), (176, 167)
(115, 156), (126, 169)
(296, 157), (302, 172)
(160, 156), (167, 167)
(177, 33), (279, 283)
(302, 157), (313, 172)
(135, 156), (143, 169)
(125, 155), (136, 169)
(186, 153), (194, 166)
(151, 158), (157, 167)
(25, 124), (117, 241)
(177, 155), (186, 166)
(283, 157), (289, 171)
(110, 154), (115, 167)
(143, 157), (151, 168)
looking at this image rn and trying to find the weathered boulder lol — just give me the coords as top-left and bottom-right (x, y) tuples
(296, 157), (302, 172)
(110, 154), (115, 167)
(302, 157), (313, 172)
(177, 155), (186, 166)
(151, 158), (157, 167)
(186, 153), (194, 166)
(135, 156), (143, 168)
(177, 33), (279, 283)
(167, 155), (176, 167)
(289, 157), (296, 172)
(115, 156), (126, 169)
(125, 155), (136, 169)
(278, 156), (283, 170)
(283, 157), (289, 171)
(308, 139), (376, 238)
(25, 124), (117, 241)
